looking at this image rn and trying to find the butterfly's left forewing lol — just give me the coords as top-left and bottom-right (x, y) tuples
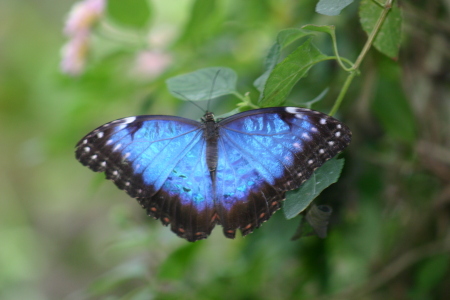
(215, 107), (351, 237)
(75, 116), (217, 241)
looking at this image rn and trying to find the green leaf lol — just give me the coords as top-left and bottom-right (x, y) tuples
(316, 0), (354, 16)
(166, 67), (237, 101)
(176, 0), (222, 46)
(157, 243), (200, 280)
(88, 261), (147, 295)
(254, 29), (315, 93)
(283, 157), (345, 219)
(259, 39), (329, 107)
(372, 59), (416, 142)
(106, 0), (151, 29)
(276, 28), (314, 48)
(359, 0), (402, 59)
(413, 255), (449, 295)
(291, 204), (333, 240)
(302, 24), (335, 35)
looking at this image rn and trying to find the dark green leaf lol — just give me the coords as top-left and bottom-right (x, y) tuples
(359, 0), (402, 59)
(291, 204), (333, 240)
(414, 255), (449, 295)
(284, 157), (345, 219)
(259, 39), (329, 107)
(316, 0), (354, 16)
(372, 59), (416, 142)
(166, 67), (237, 101)
(106, 0), (151, 29)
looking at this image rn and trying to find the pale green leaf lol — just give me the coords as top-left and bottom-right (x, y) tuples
(166, 67), (237, 101)
(316, 0), (354, 16)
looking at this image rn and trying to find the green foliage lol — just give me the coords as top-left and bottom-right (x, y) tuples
(359, 0), (402, 58)
(411, 255), (450, 298)
(107, 0), (152, 29)
(2, 0), (449, 300)
(176, 0), (223, 47)
(371, 58), (416, 142)
(157, 242), (201, 279)
(259, 39), (330, 106)
(253, 28), (315, 93)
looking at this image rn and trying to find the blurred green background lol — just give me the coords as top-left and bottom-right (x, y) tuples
(1, 0), (450, 299)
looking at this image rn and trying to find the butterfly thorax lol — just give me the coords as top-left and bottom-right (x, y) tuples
(202, 112), (219, 182)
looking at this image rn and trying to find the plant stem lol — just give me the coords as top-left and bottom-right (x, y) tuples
(353, 0), (393, 71)
(330, 0), (394, 115)
(329, 72), (356, 116)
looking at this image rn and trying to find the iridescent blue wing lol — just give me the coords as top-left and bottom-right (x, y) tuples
(214, 107), (351, 238)
(75, 116), (217, 241)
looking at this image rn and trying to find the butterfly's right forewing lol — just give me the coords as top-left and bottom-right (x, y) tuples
(214, 107), (351, 237)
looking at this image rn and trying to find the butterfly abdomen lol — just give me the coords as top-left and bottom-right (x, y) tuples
(204, 118), (219, 178)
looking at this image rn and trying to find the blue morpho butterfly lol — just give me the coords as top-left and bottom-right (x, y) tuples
(75, 106), (351, 241)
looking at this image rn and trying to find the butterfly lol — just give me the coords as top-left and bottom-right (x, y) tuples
(75, 107), (351, 241)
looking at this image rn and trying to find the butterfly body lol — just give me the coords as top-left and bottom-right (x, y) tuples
(76, 107), (351, 241)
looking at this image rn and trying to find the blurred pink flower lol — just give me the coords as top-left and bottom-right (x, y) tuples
(64, 0), (105, 36)
(132, 51), (173, 79)
(60, 32), (90, 76)
(61, 0), (104, 76)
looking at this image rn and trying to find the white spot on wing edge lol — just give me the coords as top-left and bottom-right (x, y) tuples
(84, 147), (90, 153)
(285, 107), (299, 114)
(337, 124), (342, 129)
(319, 149), (325, 154)
(100, 161), (106, 167)
(320, 118), (327, 125)
(335, 131), (341, 137)
(113, 144), (122, 151)
(97, 131), (104, 138)
(328, 141), (335, 146)
(123, 152), (131, 159)
(123, 116), (136, 124)
(308, 159), (314, 164)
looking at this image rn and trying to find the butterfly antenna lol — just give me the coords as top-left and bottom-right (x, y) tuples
(172, 90), (205, 114)
(207, 69), (221, 113)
